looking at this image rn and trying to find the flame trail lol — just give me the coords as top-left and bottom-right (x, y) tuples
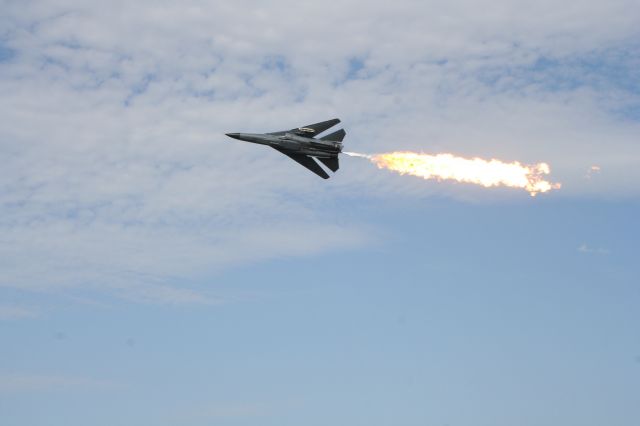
(344, 151), (560, 196)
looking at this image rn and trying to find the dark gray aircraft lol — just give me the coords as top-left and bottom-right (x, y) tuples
(226, 118), (345, 179)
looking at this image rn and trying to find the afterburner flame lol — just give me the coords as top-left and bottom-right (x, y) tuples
(346, 151), (560, 196)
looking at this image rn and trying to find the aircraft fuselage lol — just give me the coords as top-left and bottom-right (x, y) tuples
(226, 132), (342, 158)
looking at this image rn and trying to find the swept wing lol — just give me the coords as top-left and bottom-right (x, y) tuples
(268, 118), (340, 138)
(272, 147), (330, 179)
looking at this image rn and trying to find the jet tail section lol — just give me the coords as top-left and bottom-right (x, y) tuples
(320, 129), (346, 142)
(318, 157), (339, 172)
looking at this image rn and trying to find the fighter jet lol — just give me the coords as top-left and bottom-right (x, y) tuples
(225, 118), (345, 179)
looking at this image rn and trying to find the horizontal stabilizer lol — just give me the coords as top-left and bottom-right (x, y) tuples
(320, 129), (346, 142)
(318, 157), (339, 172)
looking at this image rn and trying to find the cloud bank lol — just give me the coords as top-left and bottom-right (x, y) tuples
(1, 0), (638, 301)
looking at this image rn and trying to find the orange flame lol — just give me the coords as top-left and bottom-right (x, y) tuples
(346, 151), (560, 196)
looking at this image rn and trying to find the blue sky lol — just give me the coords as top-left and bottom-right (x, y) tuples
(1, 1), (640, 425)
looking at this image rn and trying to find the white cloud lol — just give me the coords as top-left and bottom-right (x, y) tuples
(0, 0), (638, 301)
(577, 243), (610, 255)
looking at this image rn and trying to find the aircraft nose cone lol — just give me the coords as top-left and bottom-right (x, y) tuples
(225, 133), (241, 140)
